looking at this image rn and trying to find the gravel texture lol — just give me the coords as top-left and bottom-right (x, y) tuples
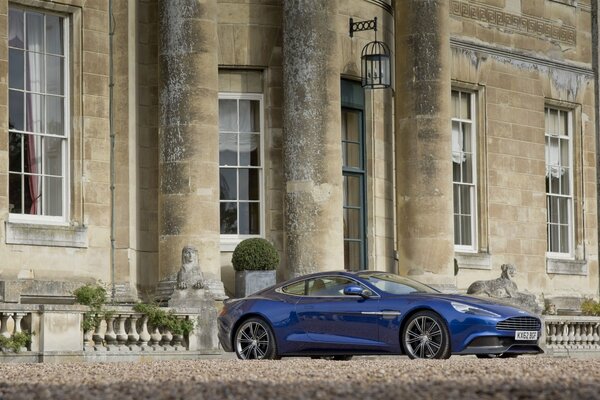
(1, 357), (599, 399)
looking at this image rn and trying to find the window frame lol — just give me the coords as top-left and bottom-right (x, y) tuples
(7, 5), (70, 226)
(452, 89), (478, 253)
(218, 92), (265, 248)
(545, 105), (575, 259)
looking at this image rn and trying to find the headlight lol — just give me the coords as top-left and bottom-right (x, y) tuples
(451, 302), (501, 318)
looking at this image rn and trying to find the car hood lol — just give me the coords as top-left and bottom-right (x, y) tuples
(398, 292), (538, 317)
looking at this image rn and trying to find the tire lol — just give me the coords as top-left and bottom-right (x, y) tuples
(401, 310), (451, 359)
(234, 318), (279, 360)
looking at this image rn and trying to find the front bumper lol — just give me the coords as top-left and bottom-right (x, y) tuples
(456, 335), (544, 355)
(217, 317), (234, 353)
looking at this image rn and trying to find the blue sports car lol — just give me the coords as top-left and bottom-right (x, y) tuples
(218, 271), (543, 360)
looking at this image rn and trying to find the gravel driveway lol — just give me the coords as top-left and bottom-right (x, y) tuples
(0, 357), (599, 399)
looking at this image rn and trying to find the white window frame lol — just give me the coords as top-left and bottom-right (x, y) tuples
(545, 106), (574, 259)
(218, 92), (265, 251)
(8, 6), (70, 226)
(452, 90), (477, 252)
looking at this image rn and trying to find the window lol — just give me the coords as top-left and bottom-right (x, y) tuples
(341, 80), (367, 270)
(545, 107), (573, 256)
(8, 7), (68, 223)
(218, 94), (263, 237)
(452, 90), (477, 250)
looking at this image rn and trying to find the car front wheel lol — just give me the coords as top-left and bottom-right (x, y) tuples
(402, 311), (451, 359)
(234, 318), (278, 360)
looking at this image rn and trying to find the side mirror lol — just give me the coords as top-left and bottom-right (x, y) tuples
(343, 285), (372, 299)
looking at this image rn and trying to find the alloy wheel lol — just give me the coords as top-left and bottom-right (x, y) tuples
(235, 320), (272, 360)
(403, 315), (444, 359)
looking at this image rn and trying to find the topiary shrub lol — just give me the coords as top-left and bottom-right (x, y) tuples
(232, 238), (279, 271)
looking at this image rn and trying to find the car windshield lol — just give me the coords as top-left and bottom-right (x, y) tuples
(359, 273), (440, 295)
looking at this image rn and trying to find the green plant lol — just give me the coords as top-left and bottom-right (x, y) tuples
(73, 284), (108, 331)
(133, 303), (194, 336)
(581, 298), (600, 316)
(0, 332), (34, 353)
(232, 238), (279, 271)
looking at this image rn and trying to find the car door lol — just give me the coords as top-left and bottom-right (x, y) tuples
(294, 276), (387, 351)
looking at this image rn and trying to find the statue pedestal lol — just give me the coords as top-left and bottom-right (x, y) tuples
(168, 288), (207, 308)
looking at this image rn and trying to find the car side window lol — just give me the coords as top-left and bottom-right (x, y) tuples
(307, 277), (360, 296)
(281, 280), (306, 295)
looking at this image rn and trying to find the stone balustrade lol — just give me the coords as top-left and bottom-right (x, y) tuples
(544, 315), (600, 356)
(0, 310), (35, 352)
(84, 308), (192, 352)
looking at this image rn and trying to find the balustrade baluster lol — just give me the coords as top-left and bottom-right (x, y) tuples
(12, 313), (27, 352)
(548, 322), (557, 347)
(127, 315), (140, 349)
(105, 315), (117, 348)
(92, 314), (106, 350)
(150, 327), (162, 349)
(556, 322), (564, 347)
(594, 323), (600, 348)
(0, 313), (10, 339)
(575, 323), (582, 348)
(116, 315), (128, 347)
(139, 316), (151, 349)
(162, 329), (174, 349)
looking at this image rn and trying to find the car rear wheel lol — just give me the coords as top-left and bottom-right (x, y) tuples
(402, 311), (451, 359)
(234, 318), (278, 360)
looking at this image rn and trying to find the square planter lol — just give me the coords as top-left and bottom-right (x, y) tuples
(235, 270), (276, 298)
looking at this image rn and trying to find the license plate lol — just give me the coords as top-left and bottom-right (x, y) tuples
(515, 331), (538, 340)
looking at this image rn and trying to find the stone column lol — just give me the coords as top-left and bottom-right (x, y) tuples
(282, 0), (344, 278)
(158, 0), (220, 280)
(394, 0), (455, 285)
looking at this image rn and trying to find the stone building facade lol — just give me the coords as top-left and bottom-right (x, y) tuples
(0, 0), (598, 306)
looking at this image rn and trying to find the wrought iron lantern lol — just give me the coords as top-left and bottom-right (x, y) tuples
(349, 17), (391, 89)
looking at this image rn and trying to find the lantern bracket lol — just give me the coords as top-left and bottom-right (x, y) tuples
(349, 17), (377, 38)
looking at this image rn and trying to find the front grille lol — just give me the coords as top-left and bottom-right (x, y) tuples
(496, 317), (541, 331)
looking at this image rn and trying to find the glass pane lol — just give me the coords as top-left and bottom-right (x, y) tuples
(548, 196), (559, 223)
(451, 91), (459, 118)
(549, 109), (558, 135)
(44, 176), (63, 216)
(26, 93), (45, 133)
(560, 168), (570, 196)
(453, 184), (460, 214)
(559, 225), (569, 253)
(9, 173), (23, 214)
(548, 137), (559, 166)
(26, 12), (45, 52)
(462, 154), (473, 184)
(46, 55), (64, 95)
(24, 134), (42, 174)
(346, 143), (360, 168)
(548, 224), (559, 252)
(24, 174), (41, 215)
(219, 169), (237, 200)
(344, 208), (360, 240)
(452, 121), (461, 167)
(9, 9), (24, 48)
(559, 138), (569, 167)
(549, 174), (559, 194)
(218, 99), (237, 132)
(26, 52), (45, 92)
(344, 241), (361, 271)
(46, 15), (63, 55)
(239, 100), (259, 133)
(460, 92), (470, 119)
(559, 111), (568, 136)
(345, 111), (360, 142)
(462, 123), (472, 153)
(220, 202), (237, 234)
(43, 137), (63, 176)
(9, 48), (24, 89)
(9, 90), (24, 131)
(454, 215), (461, 245)
(346, 175), (360, 207)
(46, 96), (64, 135)
(219, 133), (237, 166)
(238, 168), (259, 201)
(239, 134), (260, 166)
(460, 216), (472, 245)
(453, 158), (461, 182)
(9, 132), (23, 173)
(558, 197), (569, 224)
(239, 202), (260, 235)
(459, 185), (471, 215)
